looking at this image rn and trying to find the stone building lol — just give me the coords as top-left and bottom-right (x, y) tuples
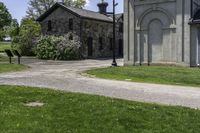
(37, 1), (123, 58)
(124, 0), (200, 67)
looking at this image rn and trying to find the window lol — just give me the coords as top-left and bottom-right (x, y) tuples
(69, 34), (73, 40)
(48, 20), (52, 31)
(99, 37), (103, 50)
(119, 22), (123, 33)
(69, 18), (73, 30)
(118, 39), (123, 56)
(109, 38), (113, 50)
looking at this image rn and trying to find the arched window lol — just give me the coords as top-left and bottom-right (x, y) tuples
(69, 34), (73, 40)
(47, 20), (52, 31)
(87, 37), (93, 56)
(109, 38), (113, 50)
(69, 18), (73, 30)
(119, 23), (123, 33)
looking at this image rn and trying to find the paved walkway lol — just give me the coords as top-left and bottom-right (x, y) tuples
(0, 58), (200, 109)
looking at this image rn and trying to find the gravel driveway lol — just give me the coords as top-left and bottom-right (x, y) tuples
(0, 57), (200, 109)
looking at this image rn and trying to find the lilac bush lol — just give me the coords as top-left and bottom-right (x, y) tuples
(36, 33), (81, 60)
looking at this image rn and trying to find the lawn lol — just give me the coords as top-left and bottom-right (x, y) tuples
(86, 66), (200, 87)
(0, 64), (27, 73)
(0, 85), (200, 133)
(0, 55), (10, 62)
(0, 41), (11, 52)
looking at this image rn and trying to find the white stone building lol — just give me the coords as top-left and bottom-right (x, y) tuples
(124, 0), (200, 66)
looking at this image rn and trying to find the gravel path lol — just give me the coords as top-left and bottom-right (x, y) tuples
(0, 58), (200, 109)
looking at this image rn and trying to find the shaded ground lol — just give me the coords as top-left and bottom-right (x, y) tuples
(0, 57), (200, 109)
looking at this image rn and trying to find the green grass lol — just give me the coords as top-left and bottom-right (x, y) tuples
(0, 41), (11, 52)
(0, 55), (10, 62)
(0, 55), (16, 62)
(0, 85), (200, 133)
(0, 64), (27, 73)
(86, 66), (200, 87)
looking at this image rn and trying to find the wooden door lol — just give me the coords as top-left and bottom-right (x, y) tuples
(87, 37), (93, 57)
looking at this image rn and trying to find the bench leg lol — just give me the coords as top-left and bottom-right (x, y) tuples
(9, 57), (12, 64)
(18, 57), (20, 64)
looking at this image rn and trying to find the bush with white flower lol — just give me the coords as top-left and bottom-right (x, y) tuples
(36, 33), (81, 60)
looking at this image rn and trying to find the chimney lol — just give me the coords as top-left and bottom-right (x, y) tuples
(97, 0), (108, 15)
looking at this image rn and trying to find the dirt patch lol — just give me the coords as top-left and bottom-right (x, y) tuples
(24, 101), (44, 107)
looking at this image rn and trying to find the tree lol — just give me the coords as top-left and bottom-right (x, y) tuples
(19, 17), (41, 38)
(0, 2), (12, 40)
(11, 17), (41, 56)
(9, 19), (19, 37)
(26, 0), (86, 19)
(4, 19), (19, 38)
(0, 2), (12, 29)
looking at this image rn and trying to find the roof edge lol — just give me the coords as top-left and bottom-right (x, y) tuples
(36, 3), (81, 22)
(36, 2), (115, 23)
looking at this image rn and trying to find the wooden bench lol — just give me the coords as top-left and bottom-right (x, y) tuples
(4, 49), (14, 64)
(12, 50), (21, 64)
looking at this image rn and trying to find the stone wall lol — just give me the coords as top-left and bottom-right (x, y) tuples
(81, 19), (123, 58)
(40, 7), (81, 36)
(39, 6), (123, 59)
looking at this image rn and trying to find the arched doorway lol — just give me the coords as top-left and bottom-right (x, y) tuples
(87, 37), (93, 57)
(148, 19), (163, 63)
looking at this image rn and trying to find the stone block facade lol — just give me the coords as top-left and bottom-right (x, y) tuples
(40, 7), (81, 37)
(124, 0), (200, 66)
(37, 2), (123, 59)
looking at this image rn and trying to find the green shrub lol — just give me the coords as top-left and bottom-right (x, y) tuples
(11, 18), (41, 56)
(11, 36), (21, 52)
(36, 36), (59, 59)
(36, 33), (81, 60)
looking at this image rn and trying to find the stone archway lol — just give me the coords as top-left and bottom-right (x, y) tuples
(137, 8), (175, 64)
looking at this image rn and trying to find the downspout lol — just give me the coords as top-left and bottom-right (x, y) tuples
(80, 18), (83, 58)
(191, 0), (193, 17)
(80, 18), (83, 42)
(197, 33), (199, 65)
(128, 0), (130, 62)
(182, 0), (185, 62)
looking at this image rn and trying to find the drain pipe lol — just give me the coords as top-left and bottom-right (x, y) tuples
(191, 0), (193, 17)
(197, 33), (199, 66)
(128, 0), (130, 62)
(198, 46), (199, 67)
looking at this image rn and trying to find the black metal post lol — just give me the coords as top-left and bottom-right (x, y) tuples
(112, 0), (117, 66)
